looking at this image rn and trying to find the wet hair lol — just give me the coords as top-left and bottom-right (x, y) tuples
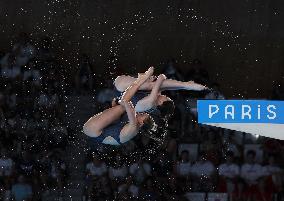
(157, 100), (175, 117)
(140, 115), (156, 133)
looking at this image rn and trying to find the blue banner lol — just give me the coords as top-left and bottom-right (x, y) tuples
(197, 100), (284, 124)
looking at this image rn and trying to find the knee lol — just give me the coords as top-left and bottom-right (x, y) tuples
(114, 75), (126, 92)
(83, 121), (99, 137)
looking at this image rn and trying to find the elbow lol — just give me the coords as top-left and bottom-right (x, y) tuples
(82, 123), (90, 136)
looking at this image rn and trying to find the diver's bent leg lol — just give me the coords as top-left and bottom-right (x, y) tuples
(114, 75), (153, 92)
(83, 105), (125, 137)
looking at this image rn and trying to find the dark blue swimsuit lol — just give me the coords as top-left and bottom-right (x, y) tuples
(89, 90), (152, 146)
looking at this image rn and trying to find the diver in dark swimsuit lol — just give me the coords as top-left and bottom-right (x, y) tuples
(83, 67), (155, 146)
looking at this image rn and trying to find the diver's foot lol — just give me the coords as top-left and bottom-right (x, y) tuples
(137, 67), (154, 85)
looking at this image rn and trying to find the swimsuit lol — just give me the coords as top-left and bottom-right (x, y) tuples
(89, 89), (161, 146)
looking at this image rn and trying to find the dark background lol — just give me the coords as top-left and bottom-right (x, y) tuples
(0, 0), (284, 98)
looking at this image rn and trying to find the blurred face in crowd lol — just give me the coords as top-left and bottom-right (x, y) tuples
(181, 151), (189, 162)
(0, 93), (4, 106)
(146, 178), (154, 189)
(226, 154), (234, 164)
(7, 55), (16, 67)
(247, 153), (256, 164)
(18, 175), (25, 183)
(268, 155), (275, 165)
(92, 155), (101, 165)
(0, 149), (7, 158)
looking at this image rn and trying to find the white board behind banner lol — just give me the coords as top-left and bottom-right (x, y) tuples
(207, 193), (228, 201)
(184, 192), (205, 201)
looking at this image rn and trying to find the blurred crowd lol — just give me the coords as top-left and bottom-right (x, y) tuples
(0, 33), (69, 201)
(0, 33), (284, 201)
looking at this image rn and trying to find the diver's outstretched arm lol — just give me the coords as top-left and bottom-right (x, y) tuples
(148, 74), (167, 99)
(134, 74), (167, 112)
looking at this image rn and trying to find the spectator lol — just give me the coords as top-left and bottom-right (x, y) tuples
(129, 159), (152, 185)
(22, 60), (41, 87)
(117, 176), (139, 199)
(152, 151), (174, 180)
(0, 181), (12, 201)
(261, 154), (283, 200)
(97, 176), (114, 200)
(36, 37), (55, 62)
(108, 155), (128, 189)
(17, 151), (37, 177)
(1, 54), (21, 80)
(173, 150), (192, 192)
(86, 154), (108, 178)
(223, 131), (241, 159)
(85, 154), (108, 200)
(190, 152), (216, 192)
(217, 151), (240, 197)
(0, 149), (14, 185)
(11, 175), (33, 201)
(200, 130), (222, 165)
(46, 153), (67, 196)
(12, 33), (35, 67)
(48, 118), (68, 150)
(240, 150), (264, 201)
(174, 150), (192, 176)
(139, 177), (160, 200)
(162, 175), (184, 200)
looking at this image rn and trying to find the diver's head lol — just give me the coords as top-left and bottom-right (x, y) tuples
(157, 95), (175, 117)
(137, 113), (155, 131)
(137, 113), (150, 126)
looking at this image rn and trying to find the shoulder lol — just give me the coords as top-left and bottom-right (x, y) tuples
(135, 99), (154, 112)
